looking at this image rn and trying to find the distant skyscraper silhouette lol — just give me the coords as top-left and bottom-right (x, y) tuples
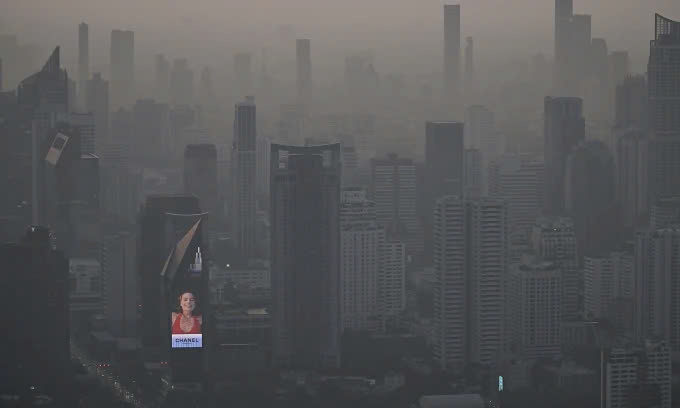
(232, 97), (257, 260)
(464, 36), (474, 101)
(296, 39), (312, 109)
(270, 143), (342, 369)
(184, 144), (218, 227)
(443, 4), (461, 114)
(86, 73), (109, 147)
(553, 0), (573, 92)
(234, 52), (252, 100)
(109, 30), (134, 109)
(170, 58), (194, 106)
(543, 97), (585, 216)
(154, 54), (170, 102)
(78, 22), (89, 111)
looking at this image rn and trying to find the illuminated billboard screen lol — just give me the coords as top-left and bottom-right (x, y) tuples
(171, 291), (203, 348)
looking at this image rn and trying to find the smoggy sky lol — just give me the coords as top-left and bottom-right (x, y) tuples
(2, 0), (680, 75)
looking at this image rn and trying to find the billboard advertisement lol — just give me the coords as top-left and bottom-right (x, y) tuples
(170, 247), (203, 349)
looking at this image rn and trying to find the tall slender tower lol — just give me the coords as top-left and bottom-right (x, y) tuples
(296, 39), (312, 109)
(464, 37), (474, 100)
(110, 30), (134, 109)
(78, 22), (89, 111)
(270, 143), (342, 369)
(232, 97), (257, 260)
(443, 4), (461, 114)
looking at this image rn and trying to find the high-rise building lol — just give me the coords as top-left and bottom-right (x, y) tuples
(565, 140), (618, 256)
(601, 340), (671, 408)
(234, 52), (252, 100)
(424, 121), (464, 258)
(554, 0), (573, 93)
(614, 75), (648, 130)
(232, 97), (257, 260)
(101, 228), (137, 337)
(648, 14), (680, 202)
(465, 105), (498, 178)
(443, 4), (461, 113)
(296, 39), (312, 109)
(370, 154), (421, 255)
(340, 188), (383, 332)
(543, 96), (585, 215)
(138, 195), (201, 355)
(69, 112), (96, 154)
(634, 226), (680, 351)
(433, 196), (507, 371)
(609, 51), (631, 121)
(463, 148), (482, 198)
(0, 226), (71, 403)
(464, 36), (474, 101)
(109, 30), (134, 109)
(270, 143), (341, 369)
(616, 129), (649, 229)
(584, 251), (633, 319)
(509, 259), (562, 359)
(433, 195), (466, 373)
(86, 72), (109, 148)
(650, 196), (680, 230)
(531, 216), (580, 320)
(256, 135), (271, 197)
(154, 54), (170, 102)
(184, 144), (219, 227)
(170, 58), (194, 106)
(488, 154), (544, 239)
(132, 99), (169, 160)
(378, 240), (406, 327)
(78, 22), (89, 111)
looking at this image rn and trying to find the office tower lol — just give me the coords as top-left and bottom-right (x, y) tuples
(634, 226), (680, 351)
(101, 228), (137, 337)
(570, 14), (592, 88)
(69, 258), (103, 319)
(465, 105), (495, 152)
(270, 143), (341, 369)
(0, 226), (71, 404)
(370, 154), (421, 255)
(69, 112), (96, 154)
(341, 145), (360, 187)
(256, 135), (271, 197)
(378, 240), (406, 327)
(232, 97), (257, 260)
(650, 196), (680, 230)
(489, 154), (544, 239)
(509, 260), (562, 359)
(197, 67), (216, 107)
(109, 30), (134, 109)
(463, 148), (482, 198)
(532, 216), (579, 320)
(586, 38), (609, 120)
(554, 0), (573, 92)
(443, 4), (461, 113)
(86, 72), (109, 147)
(468, 198), (507, 367)
(608, 51), (630, 120)
(170, 58), (194, 106)
(184, 144), (219, 225)
(278, 104), (305, 145)
(155, 54), (170, 102)
(565, 140), (618, 255)
(424, 121), (464, 258)
(17, 46), (68, 112)
(614, 75), (648, 130)
(584, 251), (633, 319)
(543, 97), (585, 215)
(138, 195), (201, 353)
(648, 15), (680, 202)
(433, 195), (466, 373)
(0, 57), (3, 91)
(601, 341), (671, 408)
(234, 52), (252, 100)
(340, 188), (383, 331)
(78, 22), (88, 111)
(464, 37), (474, 100)
(296, 39), (312, 108)
(132, 99), (169, 159)
(616, 130), (649, 229)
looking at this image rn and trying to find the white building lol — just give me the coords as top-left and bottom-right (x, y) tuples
(340, 188), (383, 331)
(635, 226), (680, 351)
(601, 340), (671, 408)
(531, 216), (580, 320)
(584, 251), (633, 319)
(509, 259), (562, 359)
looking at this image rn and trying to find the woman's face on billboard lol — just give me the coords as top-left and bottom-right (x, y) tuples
(180, 292), (196, 314)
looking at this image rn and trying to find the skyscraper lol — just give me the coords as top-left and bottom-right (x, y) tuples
(443, 4), (461, 113)
(234, 52), (252, 100)
(296, 39), (312, 109)
(370, 154), (421, 255)
(170, 58), (194, 106)
(232, 97), (257, 260)
(648, 14), (680, 202)
(340, 188), (383, 332)
(270, 143), (341, 369)
(464, 36), (474, 101)
(650, 196), (680, 230)
(614, 75), (648, 130)
(616, 129), (649, 229)
(132, 99), (169, 160)
(463, 148), (482, 198)
(155, 54), (170, 102)
(634, 226), (680, 351)
(109, 30), (134, 109)
(554, 0), (573, 92)
(78, 22), (89, 111)
(584, 251), (633, 319)
(86, 73), (109, 147)
(378, 240), (406, 328)
(543, 96), (585, 215)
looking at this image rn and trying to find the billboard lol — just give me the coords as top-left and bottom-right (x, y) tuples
(170, 247), (203, 349)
